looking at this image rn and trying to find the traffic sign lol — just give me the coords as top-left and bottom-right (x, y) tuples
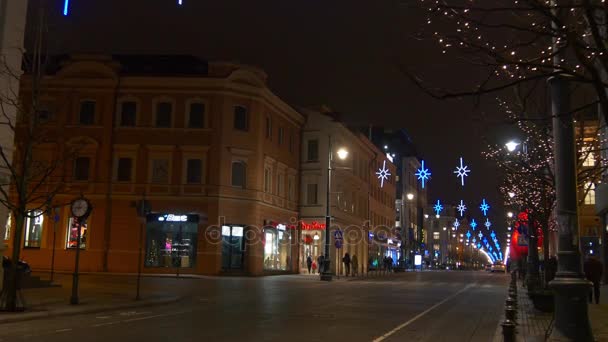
(333, 229), (343, 240)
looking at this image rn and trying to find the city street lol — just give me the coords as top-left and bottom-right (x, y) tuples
(0, 271), (507, 341)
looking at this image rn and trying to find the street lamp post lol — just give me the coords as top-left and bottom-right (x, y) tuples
(547, 74), (593, 341)
(321, 136), (347, 282)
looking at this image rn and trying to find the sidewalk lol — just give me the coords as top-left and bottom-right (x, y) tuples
(495, 284), (608, 341)
(0, 274), (180, 324)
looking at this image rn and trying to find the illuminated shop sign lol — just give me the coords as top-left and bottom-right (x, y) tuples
(147, 213), (199, 223)
(301, 221), (326, 230)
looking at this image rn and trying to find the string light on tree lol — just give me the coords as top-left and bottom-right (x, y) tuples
(453, 157), (471, 186)
(415, 160), (432, 189)
(376, 160), (391, 188)
(457, 200), (467, 217)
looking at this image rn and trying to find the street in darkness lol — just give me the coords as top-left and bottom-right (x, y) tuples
(0, 271), (506, 342)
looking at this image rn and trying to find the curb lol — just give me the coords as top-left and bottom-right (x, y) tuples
(0, 296), (181, 325)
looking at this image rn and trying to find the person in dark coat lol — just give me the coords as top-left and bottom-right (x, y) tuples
(306, 255), (313, 274)
(343, 253), (351, 276)
(317, 255), (325, 274)
(584, 256), (603, 304)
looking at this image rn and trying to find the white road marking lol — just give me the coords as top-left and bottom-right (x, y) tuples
(92, 321), (121, 327)
(54, 329), (73, 333)
(372, 284), (475, 342)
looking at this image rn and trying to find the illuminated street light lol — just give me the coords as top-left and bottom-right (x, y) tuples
(505, 141), (519, 152)
(337, 148), (349, 160)
(424, 214), (429, 219)
(435, 214), (440, 219)
(406, 193), (414, 200)
(507, 212), (514, 218)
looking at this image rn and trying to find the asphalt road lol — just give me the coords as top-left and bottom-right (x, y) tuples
(0, 271), (508, 342)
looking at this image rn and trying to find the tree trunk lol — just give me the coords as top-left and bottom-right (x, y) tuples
(2, 211), (25, 311)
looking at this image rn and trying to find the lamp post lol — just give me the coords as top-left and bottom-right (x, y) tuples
(321, 136), (348, 282)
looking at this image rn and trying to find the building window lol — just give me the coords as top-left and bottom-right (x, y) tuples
(4, 213), (11, 241)
(145, 214), (198, 268)
(73, 157), (91, 181)
(186, 159), (202, 184)
(582, 146), (596, 167)
(264, 167), (272, 193)
(265, 116), (272, 140)
(277, 173), (284, 196)
(116, 157), (133, 182)
(433, 232), (440, 240)
(79, 101), (96, 125)
(66, 216), (87, 249)
(231, 161), (247, 188)
(288, 176), (295, 201)
(307, 139), (319, 161)
(24, 210), (43, 248)
(278, 127), (284, 145)
(151, 159), (170, 184)
(234, 106), (249, 131)
(307, 184), (318, 205)
(188, 102), (206, 128)
(585, 182), (596, 205)
(120, 101), (137, 127)
(155, 102), (173, 128)
(263, 226), (292, 271)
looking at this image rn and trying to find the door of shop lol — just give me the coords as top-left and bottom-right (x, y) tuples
(222, 225), (245, 269)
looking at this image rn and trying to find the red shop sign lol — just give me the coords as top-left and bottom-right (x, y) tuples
(301, 221), (326, 230)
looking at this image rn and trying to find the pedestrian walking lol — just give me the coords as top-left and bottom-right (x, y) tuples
(343, 253), (351, 276)
(584, 256), (603, 304)
(306, 255), (313, 274)
(351, 254), (359, 276)
(388, 256), (394, 271)
(312, 260), (317, 274)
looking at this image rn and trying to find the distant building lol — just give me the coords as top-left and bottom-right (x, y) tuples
(299, 109), (396, 274)
(425, 205), (457, 266)
(10, 55), (305, 276)
(0, 0), (28, 288)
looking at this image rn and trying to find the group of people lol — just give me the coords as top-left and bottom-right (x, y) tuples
(305, 253), (359, 276)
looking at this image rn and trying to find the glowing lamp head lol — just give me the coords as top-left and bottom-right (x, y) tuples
(337, 148), (349, 160)
(505, 141), (519, 152)
(424, 214), (429, 219)
(406, 193), (414, 201)
(435, 214), (440, 219)
(507, 212), (514, 218)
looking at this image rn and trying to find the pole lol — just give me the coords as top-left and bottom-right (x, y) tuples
(547, 74), (593, 341)
(527, 211), (540, 293)
(602, 212), (608, 285)
(70, 218), (83, 305)
(136, 220), (143, 300)
(50, 217), (57, 283)
(321, 135), (332, 281)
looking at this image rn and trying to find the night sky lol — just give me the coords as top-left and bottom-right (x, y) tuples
(27, 0), (515, 232)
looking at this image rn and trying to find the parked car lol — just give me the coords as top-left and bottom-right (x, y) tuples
(490, 262), (506, 273)
(485, 264), (492, 272)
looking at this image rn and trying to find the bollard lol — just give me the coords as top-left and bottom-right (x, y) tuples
(502, 319), (516, 342)
(508, 288), (518, 299)
(505, 297), (517, 309)
(505, 305), (517, 322)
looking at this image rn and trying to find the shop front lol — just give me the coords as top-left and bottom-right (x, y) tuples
(299, 221), (325, 273)
(145, 213), (199, 269)
(263, 221), (294, 272)
(221, 224), (245, 270)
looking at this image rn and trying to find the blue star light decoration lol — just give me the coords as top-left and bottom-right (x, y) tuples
(478, 231), (483, 239)
(479, 199), (490, 216)
(376, 160), (391, 188)
(433, 200), (444, 216)
(490, 231), (496, 239)
(477, 243), (482, 249)
(457, 200), (467, 217)
(453, 157), (471, 186)
(466, 231), (472, 239)
(415, 160), (431, 189)
(454, 220), (460, 229)
(485, 218), (492, 230)
(470, 219), (478, 230)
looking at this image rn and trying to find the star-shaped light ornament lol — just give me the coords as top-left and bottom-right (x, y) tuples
(415, 160), (431, 189)
(453, 157), (471, 186)
(433, 200), (444, 216)
(376, 160), (391, 188)
(454, 220), (460, 229)
(478, 232), (483, 239)
(485, 218), (492, 230)
(457, 200), (467, 217)
(466, 231), (472, 239)
(479, 199), (490, 216)
(470, 219), (477, 230)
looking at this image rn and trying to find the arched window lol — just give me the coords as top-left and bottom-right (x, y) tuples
(232, 161), (247, 188)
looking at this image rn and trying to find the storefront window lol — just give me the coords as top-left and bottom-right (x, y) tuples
(145, 214), (199, 268)
(222, 225), (245, 269)
(66, 216), (87, 249)
(263, 225), (291, 271)
(300, 228), (324, 272)
(24, 210), (43, 248)
(4, 212), (11, 241)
